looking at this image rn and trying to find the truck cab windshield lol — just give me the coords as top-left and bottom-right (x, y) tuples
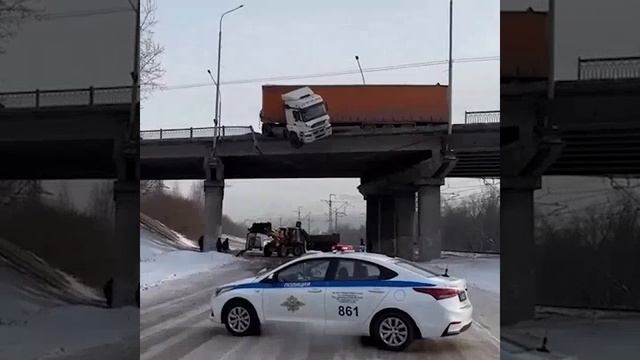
(301, 103), (327, 122)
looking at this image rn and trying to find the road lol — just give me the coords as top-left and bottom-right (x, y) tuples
(140, 255), (499, 360)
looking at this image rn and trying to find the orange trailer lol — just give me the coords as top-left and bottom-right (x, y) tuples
(260, 84), (448, 133)
(501, 9), (549, 80)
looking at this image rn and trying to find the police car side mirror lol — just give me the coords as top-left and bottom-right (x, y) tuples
(261, 273), (276, 283)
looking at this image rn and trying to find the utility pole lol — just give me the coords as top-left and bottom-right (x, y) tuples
(296, 206), (302, 221)
(321, 194), (336, 232)
(333, 202), (349, 233)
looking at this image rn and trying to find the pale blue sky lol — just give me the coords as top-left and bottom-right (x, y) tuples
(141, 0), (500, 230)
(141, 0), (499, 130)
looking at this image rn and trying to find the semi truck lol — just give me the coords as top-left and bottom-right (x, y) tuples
(260, 84), (448, 137)
(263, 87), (332, 147)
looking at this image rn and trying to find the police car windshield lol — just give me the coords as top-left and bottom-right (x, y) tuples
(392, 259), (440, 277)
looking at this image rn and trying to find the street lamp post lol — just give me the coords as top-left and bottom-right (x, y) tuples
(214, 4), (244, 147)
(207, 69), (222, 129)
(447, 0), (453, 136)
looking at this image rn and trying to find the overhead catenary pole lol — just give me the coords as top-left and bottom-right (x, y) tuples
(447, 0), (453, 136)
(322, 194), (336, 233)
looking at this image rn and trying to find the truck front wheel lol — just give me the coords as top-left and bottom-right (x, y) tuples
(293, 244), (304, 257)
(277, 245), (286, 257)
(289, 132), (303, 148)
(263, 244), (273, 257)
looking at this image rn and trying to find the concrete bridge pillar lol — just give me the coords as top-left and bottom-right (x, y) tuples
(203, 158), (224, 252)
(378, 196), (396, 257)
(365, 195), (381, 253)
(363, 193), (395, 255)
(364, 191), (417, 259)
(501, 176), (541, 325)
(112, 180), (139, 307)
(416, 178), (444, 262)
(394, 192), (416, 260)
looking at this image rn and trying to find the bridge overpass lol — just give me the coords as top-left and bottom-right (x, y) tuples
(0, 86), (139, 307)
(141, 122), (500, 259)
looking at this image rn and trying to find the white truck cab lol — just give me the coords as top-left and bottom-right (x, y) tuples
(281, 87), (332, 145)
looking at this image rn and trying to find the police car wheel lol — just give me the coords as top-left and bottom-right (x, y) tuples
(372, 311), (414, 351)
(223, 301), (259, 336)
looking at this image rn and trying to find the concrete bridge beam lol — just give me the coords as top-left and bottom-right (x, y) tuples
(203, 157), (224, 252)
(501, 176), (541, 325)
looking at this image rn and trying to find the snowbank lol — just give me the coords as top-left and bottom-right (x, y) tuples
(0, 238), (137, 360)
(418, 252), (500, 293)
(140, 226), (240, 290)
(502, 307), (640, 359)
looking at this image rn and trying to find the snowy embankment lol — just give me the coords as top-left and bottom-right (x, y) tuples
(502, 307), (640, 359)
(0, 238), (137, 360)
(140, 214), (242, 290)
(418, 251), (500, 293)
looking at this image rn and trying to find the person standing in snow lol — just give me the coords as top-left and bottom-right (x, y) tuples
(216, 237), (223, 252)
(198, 235), (204, 252)
(222, 238), (230, 252)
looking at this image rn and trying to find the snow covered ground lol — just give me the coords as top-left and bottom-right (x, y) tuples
(0, 238), (137, 360)
(140, 226), (243, 290)
(502, 307), (640, 359)
(418, 251), (500, 293)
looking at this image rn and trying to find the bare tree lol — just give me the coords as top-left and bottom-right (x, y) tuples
(0, 180), (43, 206)
(88, 181), (115, 223)
(0, 0), (39, 53)
(57, 182), (74, 211)
(140, 180), (165, 196)
(140, 0), (164, 97)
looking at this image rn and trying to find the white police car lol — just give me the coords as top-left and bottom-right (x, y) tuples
(210, 251), (472, 351)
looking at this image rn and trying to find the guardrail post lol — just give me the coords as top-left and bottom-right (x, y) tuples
(159, 129), (163, 139)
(190, 127), (193, 138)
(577, 57), (581, 79)
(35, 89), (40, 108)
(464, 111), (468, 124)
(89, 86), (94, 106)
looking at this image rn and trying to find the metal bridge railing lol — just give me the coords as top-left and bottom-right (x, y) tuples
(140, 126), (255, 140)
(578, 56), (640, 80)
(0, 86), (133, 108)
(464, 110), (500, 124)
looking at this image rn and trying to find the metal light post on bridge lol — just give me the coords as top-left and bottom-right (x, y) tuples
(213, 4), (244, 153)
(207, 69), (222, 138)
(447, 0), (453, 136)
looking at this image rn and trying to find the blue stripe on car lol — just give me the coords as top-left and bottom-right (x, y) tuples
(232, 280), (434, 290)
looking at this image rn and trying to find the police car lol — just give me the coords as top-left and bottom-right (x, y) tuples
(209, 251), (472, 351)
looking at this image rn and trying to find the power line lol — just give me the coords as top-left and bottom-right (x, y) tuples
(154, 55), (499, 91)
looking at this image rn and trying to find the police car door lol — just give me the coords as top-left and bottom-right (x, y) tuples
(262, 258), (330, 327)
(325, 259), (390, 334)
